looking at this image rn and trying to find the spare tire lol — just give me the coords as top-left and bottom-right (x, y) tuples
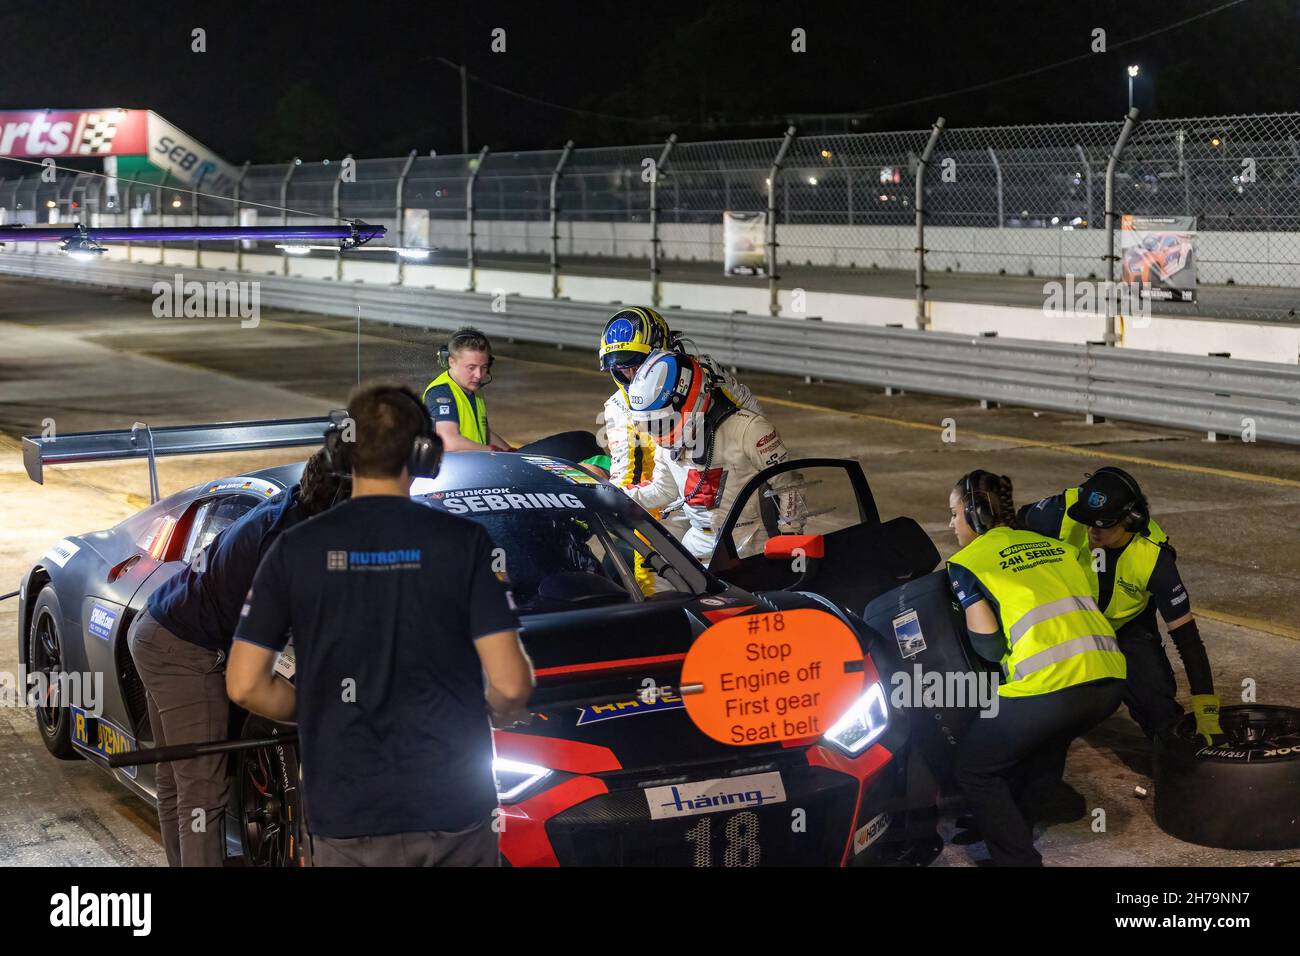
(1153, 704), (1300, 850)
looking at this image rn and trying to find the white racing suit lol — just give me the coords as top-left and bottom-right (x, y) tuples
(623, 406), (800, 563)
(604, 358), (763, 584)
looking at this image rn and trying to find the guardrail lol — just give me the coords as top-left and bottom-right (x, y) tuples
(3, 251), (1299, 444)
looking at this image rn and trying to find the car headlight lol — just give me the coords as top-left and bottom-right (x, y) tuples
(494, 757), (553, 803)
(824, 681), (889, 756)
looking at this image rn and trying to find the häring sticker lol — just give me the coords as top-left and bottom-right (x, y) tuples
(680, 609), (864, 745)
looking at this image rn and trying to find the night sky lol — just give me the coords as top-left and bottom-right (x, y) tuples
(1, 0), (1297, 166)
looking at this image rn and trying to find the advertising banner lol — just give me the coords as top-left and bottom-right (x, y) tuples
(144, 112), (239, 196)
(1120, 214), (1197, 302)
(723, 211), (766, 276)
(0, 109), (148, 157)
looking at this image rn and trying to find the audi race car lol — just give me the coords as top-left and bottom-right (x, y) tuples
(17, 417), (984, 867)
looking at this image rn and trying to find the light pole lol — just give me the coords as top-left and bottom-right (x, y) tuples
(1127, 65), (1139, 111)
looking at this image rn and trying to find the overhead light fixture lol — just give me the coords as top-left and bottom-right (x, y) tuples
(276, 243), (313, 256)
(396, 247), (430, 260)
(1127, 65), (1140, 78)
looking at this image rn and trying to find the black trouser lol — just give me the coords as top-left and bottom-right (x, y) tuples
(955, 678), (1125, 866)
(1115, 616), (1184, 738)
(517, 431), (604, 465)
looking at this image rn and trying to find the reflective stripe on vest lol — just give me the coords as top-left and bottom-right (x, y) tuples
(423, 371), (489, 445)
(948, 526), (1126, 698)
(1059, 487), (1167, 628)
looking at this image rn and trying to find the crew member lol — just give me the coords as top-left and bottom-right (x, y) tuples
(227, 384), (534, 867)
(424, 327), (605, 466)
(127, 449), (345, 866)
(947, 470), (1127, 866)
(423, 328), (514, 452)
(622, 349), (799, 562)
(1019, 467), (1222, 744)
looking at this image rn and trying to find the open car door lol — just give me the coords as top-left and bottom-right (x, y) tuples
(707, 458), (940, 615)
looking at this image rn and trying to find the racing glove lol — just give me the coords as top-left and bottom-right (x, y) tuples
(1189, 694), (1225, 747)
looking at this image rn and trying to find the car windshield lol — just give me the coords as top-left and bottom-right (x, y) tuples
(432, 505), (702, 614)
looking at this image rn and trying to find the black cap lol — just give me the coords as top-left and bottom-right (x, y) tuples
(1066, 469), (1142, 527)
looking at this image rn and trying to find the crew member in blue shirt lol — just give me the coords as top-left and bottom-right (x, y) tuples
(227, 384), (534, 866)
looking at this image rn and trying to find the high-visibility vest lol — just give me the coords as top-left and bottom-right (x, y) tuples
(948, 526), (1126, 698)
(423, 371), (490, 446)
(1058, 487), (1169, 628)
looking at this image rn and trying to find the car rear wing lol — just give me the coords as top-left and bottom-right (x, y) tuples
(22, 416), (338, 502)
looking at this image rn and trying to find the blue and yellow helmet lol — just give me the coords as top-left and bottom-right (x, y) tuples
(599, 307), (673, 386)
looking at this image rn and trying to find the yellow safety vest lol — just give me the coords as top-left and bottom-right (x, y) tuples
(1058, 487), (1168, 629)
(948, 526), (1126, 698)
(423, 371), (490, 446)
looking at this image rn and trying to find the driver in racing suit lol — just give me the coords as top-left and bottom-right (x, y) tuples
(598, 307), (764, 582)
(621, 349), (800, 562)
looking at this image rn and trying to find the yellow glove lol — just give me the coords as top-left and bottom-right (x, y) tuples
(1190, 694), (1225, 746)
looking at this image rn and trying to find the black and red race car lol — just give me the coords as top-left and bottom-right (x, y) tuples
(18, 418), (979, 866)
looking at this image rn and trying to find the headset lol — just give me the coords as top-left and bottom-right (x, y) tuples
(438, 328), (495, 386)
(322, 387), (443, 480)
(962, 471), (998, 536)
(1087, 466), (1150, 534)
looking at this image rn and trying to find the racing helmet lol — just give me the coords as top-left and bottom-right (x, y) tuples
(626, 349), (711, 449)
(599, 307), (674, 387)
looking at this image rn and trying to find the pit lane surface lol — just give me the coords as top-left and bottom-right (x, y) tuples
(1, 275), (1298, 866)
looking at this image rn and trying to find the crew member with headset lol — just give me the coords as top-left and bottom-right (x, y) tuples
(1019, 466), (1222, 744)
(227, 384), (534, 866)
(423, 328), (513, 452)
(946, 469), (1127, 866)
(128, 448), (346, 866)
(424, 327), (606, 466)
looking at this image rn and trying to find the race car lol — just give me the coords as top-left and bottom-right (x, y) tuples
(16, 416), (977, 867)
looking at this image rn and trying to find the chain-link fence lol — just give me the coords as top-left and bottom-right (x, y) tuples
(2, 111), (1297, 323)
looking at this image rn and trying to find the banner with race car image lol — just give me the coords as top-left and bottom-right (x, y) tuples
(723, 211), (767, 276)
(1121, 215), (1197, 302)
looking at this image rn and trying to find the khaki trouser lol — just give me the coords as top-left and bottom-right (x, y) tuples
(308, 819), (499, 867)
(128, 609), (231, 867)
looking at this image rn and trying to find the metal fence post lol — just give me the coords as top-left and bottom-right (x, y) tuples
(1105, 107), (1140, 346)
(334, 154), (353, 281)
(914, 117), (945, 330)
(1074, 144), (1092, 230)
(280, 158), (298, 276)
(987, 147), (1003, 228)
(123, 182), (133, 263)
(233, 161), (250, 272)
(192, 169), (207, 268)
(394, 149), (418, 286)
(767, 125), (797, 316)
(157, 171), (170, 266)
(466, 145), (490, 292)
(550, 140), (575, 299)
(649, 134), (677, 308)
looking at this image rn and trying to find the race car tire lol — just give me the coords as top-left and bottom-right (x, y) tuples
(1153, 704), (1300, 851)
(236, 715), (304, 867)
(27, 586), (81, 760)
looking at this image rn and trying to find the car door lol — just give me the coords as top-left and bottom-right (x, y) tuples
(707, 458), (939, 615)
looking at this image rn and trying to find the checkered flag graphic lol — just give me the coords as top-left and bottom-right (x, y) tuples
(77, 114), (119, 155)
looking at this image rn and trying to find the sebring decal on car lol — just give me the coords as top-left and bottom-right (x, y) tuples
(87, 604), (117, 641)
(435, 489), (587, 515)
(646, 771), (787, 820)
(43, 539), (80, 568)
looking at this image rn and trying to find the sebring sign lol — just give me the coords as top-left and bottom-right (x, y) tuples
(0, 109), (236, 193)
